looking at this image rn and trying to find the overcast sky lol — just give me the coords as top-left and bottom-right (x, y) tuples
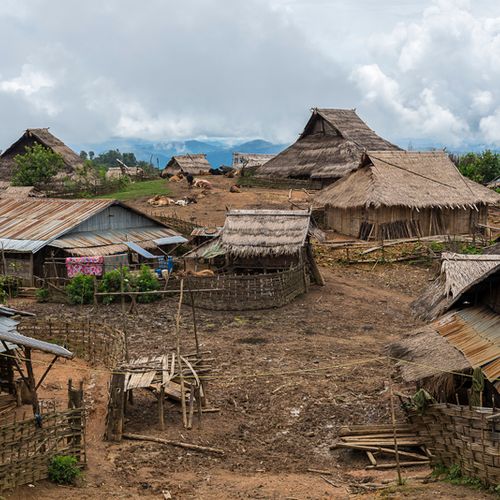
(1, 0), (500, 149)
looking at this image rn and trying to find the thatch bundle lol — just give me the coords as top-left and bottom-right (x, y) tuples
(413, 252), (500, 321)
(257, 108), (400, 182)
(221, 209), (311, 257)
(315, 151), (500, 210)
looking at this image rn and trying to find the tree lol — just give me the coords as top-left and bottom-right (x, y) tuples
(12, 143), (65, 187)
(457, 150), (500, 184)
(79, 150), (88, 160)
(88, 151), (95, 160)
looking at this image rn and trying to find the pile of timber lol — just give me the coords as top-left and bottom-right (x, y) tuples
(331, 423), (430, 469)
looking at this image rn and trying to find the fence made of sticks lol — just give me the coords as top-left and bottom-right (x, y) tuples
(0, 407), (85, 491)
(166, 264), (308, 310)
(410, 403), (500, 485)
(150, 212), (203, 236)
(18, 319), (126, 368)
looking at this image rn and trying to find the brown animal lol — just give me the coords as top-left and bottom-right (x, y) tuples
(176, 269), (215, 278)
(193, 179), (212, 189)
(229, 185), (241, 193)
(169, 174), (183, 182)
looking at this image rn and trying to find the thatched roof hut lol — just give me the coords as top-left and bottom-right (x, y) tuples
(221, 209), (311, 258)
(412, 252), (500, 322)
(0, 128), (84, 180)
(256, 108), (400, 186)
(161, 154), (211, 177)
(314, 151), (500, 239)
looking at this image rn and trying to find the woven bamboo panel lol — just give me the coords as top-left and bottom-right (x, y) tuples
(410, 403), (500, 485)
(0, 408), (85, 491)
(168, 265), (308, 311)
(18, 319), (126, 368)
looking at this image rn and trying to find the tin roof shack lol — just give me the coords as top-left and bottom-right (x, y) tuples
(0, 198), (183, 285)
(0, 128), (85, 182)
(391, 253), (500, 405)
(161, 154), (212, 177)
(256, 108), (401, 187)
(314, 151), (500, 240)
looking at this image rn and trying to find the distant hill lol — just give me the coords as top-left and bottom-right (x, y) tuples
(73, 138), (287, 168)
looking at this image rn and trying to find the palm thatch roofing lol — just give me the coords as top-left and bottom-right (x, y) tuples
(256, 108), (400, 181)
(389, 323), (471, 383)
(221, 209), (311, 257)
(0, 128), (84, 171)
(412, 252), (500, 322)
(314, 151), (500, 209)
(163, 154), (211, 175)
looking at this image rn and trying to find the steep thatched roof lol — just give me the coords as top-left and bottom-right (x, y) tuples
(412, 252), (500, 321)
(221, 209), (311, 257)
(256, 108), (400, 181)
(314, 151), (500, 209)
(162, 154), (211, 175)
(0, 128), (84, 171)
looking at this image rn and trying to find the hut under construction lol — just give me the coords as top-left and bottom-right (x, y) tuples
(256, 108), (401, 187)
(314, 151), (500, 240)
(0, 198), (185, 285)
(232, 153), (275, 169)
(390, 252), (500, 405)
(161, 154), (211, 177)
(0, 128), (85, 181)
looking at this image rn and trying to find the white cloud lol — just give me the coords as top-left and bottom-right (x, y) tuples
(350, 0), (500, 146)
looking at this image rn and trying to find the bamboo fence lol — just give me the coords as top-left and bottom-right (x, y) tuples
(0, 408), (85, 491)
(410, 403), (500, 485)
(167, 265), (308, 310)
(18, 319), (126, 368)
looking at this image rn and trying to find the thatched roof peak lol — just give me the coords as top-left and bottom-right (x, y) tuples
(256, 108), (400, 182)
(221, 209), (311, 257)
(163, 154), (211, 175)
(412, 252), (500, 322)
(314, 150), (500, 209)
(1, 128), (84, 171)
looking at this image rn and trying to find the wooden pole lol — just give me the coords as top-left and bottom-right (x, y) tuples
(388, 368), (403, 486)
(175, 279), (188, 428)
(158, 385), (165, 431)
(24, 347), (41, 420)
(189, 289), (200, 356)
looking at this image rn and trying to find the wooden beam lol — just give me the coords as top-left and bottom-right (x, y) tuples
(35, 355), (58, 390)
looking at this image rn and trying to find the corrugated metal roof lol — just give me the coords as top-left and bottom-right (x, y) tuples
(124, 241), (156, 259)
(0, 198), (113, 252)
(0, 329), (73, 358)
(50, 227), (179, 250)
(435, 306), (500, 388)
(154, 235), (188, 245)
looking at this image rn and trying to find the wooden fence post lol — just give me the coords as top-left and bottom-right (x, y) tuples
(105, 372), (126, 442)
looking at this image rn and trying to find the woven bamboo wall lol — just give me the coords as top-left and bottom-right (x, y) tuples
(169, 265), (308, 310)
(18, 319), (126, 368)
(0, 408), (85, 491)
(410, 403), (500, 485)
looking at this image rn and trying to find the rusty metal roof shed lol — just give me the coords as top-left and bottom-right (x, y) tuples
(0, 198), (174, 254)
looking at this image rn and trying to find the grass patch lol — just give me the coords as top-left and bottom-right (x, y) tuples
(94, 179), (171, 201)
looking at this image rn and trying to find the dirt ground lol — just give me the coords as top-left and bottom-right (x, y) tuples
(128, 176), (311, 226)
(4, 177), (496, 499)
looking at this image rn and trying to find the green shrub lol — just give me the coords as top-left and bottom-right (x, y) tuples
(0, 275), (20, 298)
(99, 267), (131, 304)
(48, 455), (81, 485)
(66, 274), (95, 305)
(35, 288), (49, 303)
(132, 265), (160, 303)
